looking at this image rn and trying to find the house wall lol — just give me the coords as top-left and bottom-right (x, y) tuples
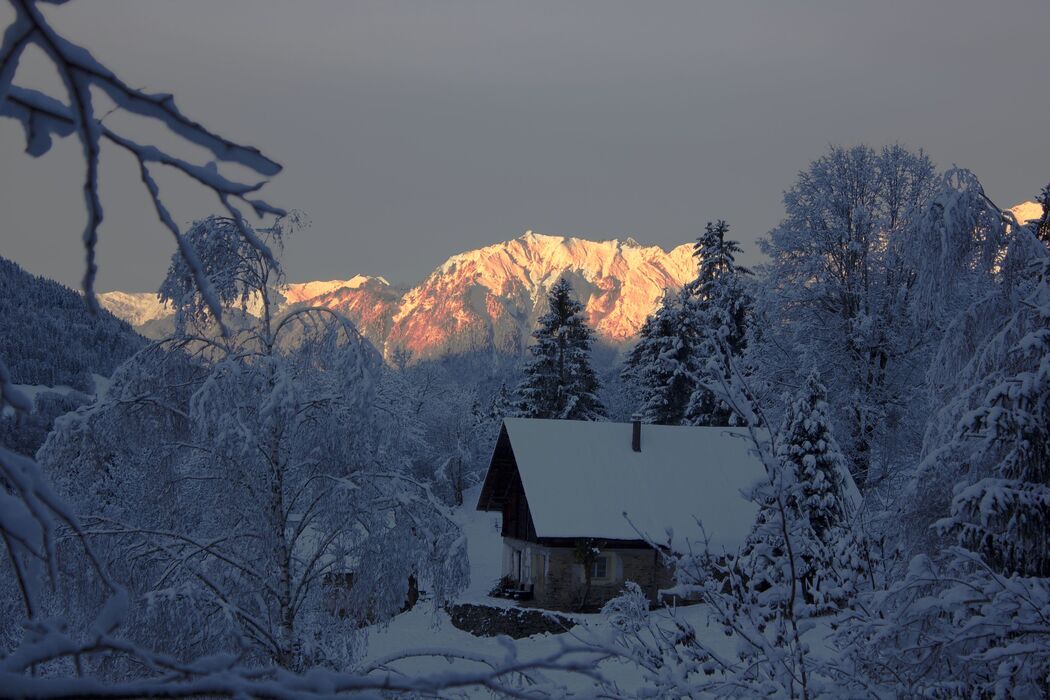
(502, 537), (674, 611)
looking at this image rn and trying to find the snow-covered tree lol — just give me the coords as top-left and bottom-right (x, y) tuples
(777, 372), (855, 543)
(685, 220), (753, 427)
(489, 381), (513, 422)
(0, 3), (603, 695)
(900, 169), (1012, 547)
(37, 216), (469, 671)
(753, 144), (938, 490)
(620, 289), (701, 425)
(935, 244), (1050, 579)
(833, 212), (1050, 697)
(0, 0), (283, 317)
(691, 220), (751, 321)
(429, 384), (483, 506)
(602, 337), (868, 698)
(516, 278), (605, 420)
(619, 220), (751, 428)
(745, 372), (863, 617)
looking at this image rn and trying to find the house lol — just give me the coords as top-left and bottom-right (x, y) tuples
(476, 416), (769, 611)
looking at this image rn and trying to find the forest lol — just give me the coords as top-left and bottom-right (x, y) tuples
(1, 1), (1049, 697)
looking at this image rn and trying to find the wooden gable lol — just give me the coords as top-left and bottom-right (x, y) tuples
(476, 424), (537, 542)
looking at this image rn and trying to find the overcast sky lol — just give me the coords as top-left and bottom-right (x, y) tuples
(1, 0), (1048, 292)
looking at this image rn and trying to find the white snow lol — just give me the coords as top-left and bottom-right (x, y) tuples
(358, 486), (653, 694)
(280, 276), (390, 304)
(500, 418), (765, 551)
(2, 374), (109, 416)
(451, 485), (511, 603)
(96, 290), (172, 326)
(359, 483), (832, 696)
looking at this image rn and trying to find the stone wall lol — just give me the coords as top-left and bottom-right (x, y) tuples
(447, 604), (575, 639)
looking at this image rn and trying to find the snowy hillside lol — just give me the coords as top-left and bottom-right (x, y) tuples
(99, 232), (696, 360)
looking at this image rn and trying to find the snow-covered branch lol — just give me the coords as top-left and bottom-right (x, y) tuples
(0, 0), (284, 322)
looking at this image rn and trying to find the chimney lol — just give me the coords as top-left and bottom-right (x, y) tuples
(631, 413), (642, 452)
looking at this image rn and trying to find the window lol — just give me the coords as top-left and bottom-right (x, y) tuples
(591, 556), (609, 579)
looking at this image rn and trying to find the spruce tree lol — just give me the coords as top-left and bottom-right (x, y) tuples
(516, 278), (605, 420)
(620, 289), (700, 425)
(746, 372), (859, 615)
(488, 382), (513, 421)
(685, 220), (752, 426)
(692, 220), (750, 294)
(778, 372), (855, 541)
(1037, 182), (1050, 245)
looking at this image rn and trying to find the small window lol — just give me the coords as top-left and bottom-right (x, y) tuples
(592, 556), (609, 579)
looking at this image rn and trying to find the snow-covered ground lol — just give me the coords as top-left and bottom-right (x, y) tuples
(355, 485), (742, 696)
(2, 373), (110, 416)
(453, 486), (511, 605)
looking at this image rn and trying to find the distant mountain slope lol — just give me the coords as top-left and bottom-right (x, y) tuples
(0, 257), (146, 392)
(1009, 200), (1044, 228)
(97, 277), (389, 328)
(99, 232), (697, 362)
(384, 232), (694, 360)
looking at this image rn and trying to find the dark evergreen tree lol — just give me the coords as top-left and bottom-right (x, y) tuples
(685, 220), (752, 426)
(488, 382), (513, 421)
(1037, 182), (1050, 245)
(516, 278), (605, 420)
(0, 257), (145, 392)
(692, 220), (750, 293)
(620, 289), (701, 425)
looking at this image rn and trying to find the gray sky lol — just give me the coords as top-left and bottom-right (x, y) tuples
(1, 0), (1048, 292)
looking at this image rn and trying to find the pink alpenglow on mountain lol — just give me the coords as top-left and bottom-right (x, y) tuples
(384, 232), (694, 360)
(99, 232), (697, 361)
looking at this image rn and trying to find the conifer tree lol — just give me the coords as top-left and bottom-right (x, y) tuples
(744, 372), (860, 616)
(1037, 182), (1050, 245)
(516, 278), (605, 420)
(620, 289), (701, 425)
(685, 220), (752, 426)
(778, 372), (855, 542)
(489, 381), (513, 421)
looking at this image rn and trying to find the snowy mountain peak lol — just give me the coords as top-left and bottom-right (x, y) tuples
(101, 233), (699, 363)
(97, 277), (389, 327)
(383, 232), (696, 360)
(96, 290), (173, 327)
(1008, 200), (1044, 228)
(279, 276), (390, 305)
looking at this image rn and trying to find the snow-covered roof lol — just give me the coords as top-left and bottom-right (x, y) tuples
(480, 418), (768, 552)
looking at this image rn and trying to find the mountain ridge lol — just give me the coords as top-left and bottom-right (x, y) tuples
(99, 232), (697, 362)
(94, 201), (1048, 362)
